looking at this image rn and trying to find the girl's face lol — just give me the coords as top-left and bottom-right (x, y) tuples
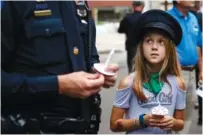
(143, 32), (166, 65)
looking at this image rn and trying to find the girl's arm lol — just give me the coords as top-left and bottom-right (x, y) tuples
(110, 76), (151, 132)
(172, 109), (184, 131)
(110, 107), (151, 132)
(159, 77), (186, 131)
(110, 106), (131, 132)
(171, 76), (186, 131)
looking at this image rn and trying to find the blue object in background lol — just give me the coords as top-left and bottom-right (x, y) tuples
(0, 0), (3, 8)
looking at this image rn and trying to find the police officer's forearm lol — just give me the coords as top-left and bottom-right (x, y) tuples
(57, 73), (79, 96)
(2, 70), (59, 103)
(58, 75), (68, 95)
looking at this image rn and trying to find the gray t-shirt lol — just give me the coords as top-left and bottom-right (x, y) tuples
(113, 74), (186, 134)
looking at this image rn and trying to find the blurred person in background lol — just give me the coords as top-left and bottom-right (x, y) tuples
(118, 1), (145, 73)
(168, 0), (202, 125)
(189, 0), (202, 125)
(190, 1), (202, 31)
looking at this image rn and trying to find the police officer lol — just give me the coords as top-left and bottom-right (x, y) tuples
(1, 1), (119, 134)
(118, 1), (145, 73)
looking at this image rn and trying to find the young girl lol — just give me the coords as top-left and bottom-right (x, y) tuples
(110, 9), (186, 134)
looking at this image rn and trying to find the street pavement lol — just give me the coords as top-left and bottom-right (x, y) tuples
(96, 23), (125, 54)
(95, 25), (202, 134)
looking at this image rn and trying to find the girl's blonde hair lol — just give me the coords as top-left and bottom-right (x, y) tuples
(132, 32), (183, 101)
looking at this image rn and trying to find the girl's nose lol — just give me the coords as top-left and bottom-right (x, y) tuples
(152, 43), (158, 50)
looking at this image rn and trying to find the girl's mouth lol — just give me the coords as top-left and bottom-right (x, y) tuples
(151, 53), (159, 56)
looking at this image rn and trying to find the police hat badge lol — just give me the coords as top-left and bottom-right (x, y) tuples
(76, 0), (87, 17)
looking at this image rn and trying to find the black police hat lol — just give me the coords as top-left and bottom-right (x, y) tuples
(134, 9), (182, 45)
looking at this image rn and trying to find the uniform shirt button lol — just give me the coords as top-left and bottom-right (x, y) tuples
(73, 47), (79, 55)
(45, 28), (50, 35)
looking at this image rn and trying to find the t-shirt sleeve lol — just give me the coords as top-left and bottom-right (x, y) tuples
(175, 88), (186, 110)
(113, 87), (132, 108)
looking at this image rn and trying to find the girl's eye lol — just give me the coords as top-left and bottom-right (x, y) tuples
(159, 40), (164, 45)
(146, 39), (152, 44)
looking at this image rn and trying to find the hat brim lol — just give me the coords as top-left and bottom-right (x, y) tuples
(132, 10), (182, 46)
(143, 22), (175, 41)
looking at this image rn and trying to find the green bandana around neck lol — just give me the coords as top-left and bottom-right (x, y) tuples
(143, 72), (164, 96)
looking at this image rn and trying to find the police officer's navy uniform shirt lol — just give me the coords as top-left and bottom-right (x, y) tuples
(1, 1), (99, 116)
(168, 7), (202, 66)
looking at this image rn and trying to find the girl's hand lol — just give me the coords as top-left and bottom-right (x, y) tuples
(147, 114), (163, 127)
(158, 116), (176, 130)
(143, 114), (152, 126)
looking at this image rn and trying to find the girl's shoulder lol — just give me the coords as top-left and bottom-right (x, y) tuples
(168, 74), (186, 91)
(117, 73), (135, 90)
(175, 76), (186, 91)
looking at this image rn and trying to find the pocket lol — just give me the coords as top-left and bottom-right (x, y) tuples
(25, 18), (66, 39)
(24, 18), (68, 66)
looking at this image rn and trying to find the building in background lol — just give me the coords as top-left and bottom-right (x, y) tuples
(88, 0), (173, 24)
(88, 1), (133, 23)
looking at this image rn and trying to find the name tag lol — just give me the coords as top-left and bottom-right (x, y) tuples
(34, 9), (52, 17)
(34, 0), (51, 17)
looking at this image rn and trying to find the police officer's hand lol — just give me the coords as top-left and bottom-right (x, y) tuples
(58, 72), (104, 99)
(103, 64), (119, 88)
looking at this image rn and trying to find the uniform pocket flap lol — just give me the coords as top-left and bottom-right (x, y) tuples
(25, 18), (65, 38)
